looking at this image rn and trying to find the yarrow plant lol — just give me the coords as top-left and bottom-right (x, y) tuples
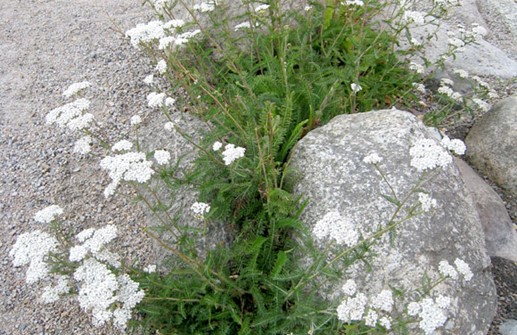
(10, 0), (492, 333)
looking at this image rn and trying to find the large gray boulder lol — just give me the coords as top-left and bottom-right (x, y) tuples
(466, 95), (517, 196)
(455, 158), (517, 262)
(290, 109), (497, 334)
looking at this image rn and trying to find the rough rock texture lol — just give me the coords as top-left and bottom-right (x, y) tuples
(408, 0), (517, 78)
(490, 256), (517, 334)
(290, 109), (497, 334)
(455, 158), (517, 262)
(466, 95), (517, 196)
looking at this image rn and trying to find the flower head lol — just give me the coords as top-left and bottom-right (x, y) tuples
(112, 140), (133, 152)
(191, 202), (210, 219)
(351, 83), (362, 93)
(409, 139), (452, 172)
(74, 136), (93, 155)
(155, 59), (167, 74)
(312, 211), (359, 247)
(130, 115), (142, 126)
(222, 143), (246, 165)
(63, 81), (91, 98)
(154, 149), (171, 165)
(34, 205), (64, 224)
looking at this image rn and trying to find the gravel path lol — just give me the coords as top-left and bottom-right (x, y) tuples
(0, 1), (157, 334)
(1, 1), (515, 334)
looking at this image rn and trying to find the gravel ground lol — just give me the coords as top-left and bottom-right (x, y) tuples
(0, 1), (515, 335)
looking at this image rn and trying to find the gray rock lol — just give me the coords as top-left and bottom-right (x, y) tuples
(455, 158), (517, 262)
(501, 319), (517, 335)
(465, 95), (517, 196)
(290, 109), (497, 334)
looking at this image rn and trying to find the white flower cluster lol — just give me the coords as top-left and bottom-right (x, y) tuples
(407, 295), (452, 335)
(437, 78), (462, 101)
(409, 138), (452, 172)
(147, 92), (175, 108)
(350, 83), (362, 93)
(151, 0), (170, 14)
(438, 258), (473, 281)
(254, 4), (270, 12)
(130, 115), (142, 126)
(74, 258), (144, 329)
(342, 0), (364, 6)
(472, 98), (490, 112)
(312, 211), (359, 247)
(33, 204), (64, 224)
(193, 1), (216, 12)
(62, 81), (91, 98)
(418, 192), (437, 212)
(125, 21), (166, 48)
(69, 225), (120, 267)
(337, 281), (394, 330)
(46, 98), (94, 131)
(100, 152), (155, 198)
(164, 121), (175, 132)
(112, 140), (133, 152)
(74, 135), (93, 154)
(363, 152), (382, 164)
(440, 135), (466, 155)
(143, 74), (154, 85)
(234, 21), (251, 31)
(412, 82), (426, 94)
(154, 149), (171, 165)
(155, 59), (167, 74)
(9, 230), (58, 284)
(191, 201), (211, 219)
(220, 143), (246, 165)
(409, 62), (425, 75)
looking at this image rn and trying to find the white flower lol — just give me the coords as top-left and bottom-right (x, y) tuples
(473, 98), (490, 112)
(46, 98), (91, 130)
(147, 92), (166, 108)
(371, 290), (394, 312)
(193, 1), (216, 12)
(130, 115), (142, 126)
(100, 152), (155, 198)
(471, 23), (487, 39)
(165, 97), (176, 107)
(164, 122), (175, 132)
(159, 36), (175, 50)
(143, 264), (157, 273)
(454, 258), (473, 281)
(452, 69), (469, 79)
(41, 275), (69, 304)
(163, 19), (186, 30)
(63, 81), (91, 98)
(125, 21), (165, 48)
(73, 258), (119, 327)
(191, 202), (210, 219)
(342, 0), (364, 6)
(156, 59), (167, 74)
(472, 76), (491, 89)
(113, 274), (145, 329)
(409, 138), (452, 172)
(438, 260), (458, 279)
(379, 316), (392, 330)
(222, 143), (246, 165)
(440, 136), (466, 155)
(74, 136), (93, 155)
(34, 205), (64, 224)
(410, 37), (422, 46)
(417, 297), (448, 335)
(313, 211), (359, 247)
(363, 152), (382, 164)
(437, 85), (454, 98)
(112, 140), (133, 152)
(341, 279), (357, 296)
(413, 82), (426, 94)
(440, 78), (454, 87)
(304, 5), (313, 11)
(143, 74), (154, 85)
(154, 149), (171, 165)
(351, 83), (362, 93)
(70, 225), (120, 267)
(152, 0), (170, 14)
(409, 62), (425, 74)
(234, 21), (251, 31)
(212, 141), (223, 151)
(10, 230), (58, 284)
(174, 30), (201, 47)
(418, 193), (437, 212)
(336, 292), (367, 322)
(255, 4), (270, 11)
(364, 310), (378, 327)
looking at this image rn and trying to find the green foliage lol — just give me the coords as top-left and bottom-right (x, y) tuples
(129, 0), (451, 334)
